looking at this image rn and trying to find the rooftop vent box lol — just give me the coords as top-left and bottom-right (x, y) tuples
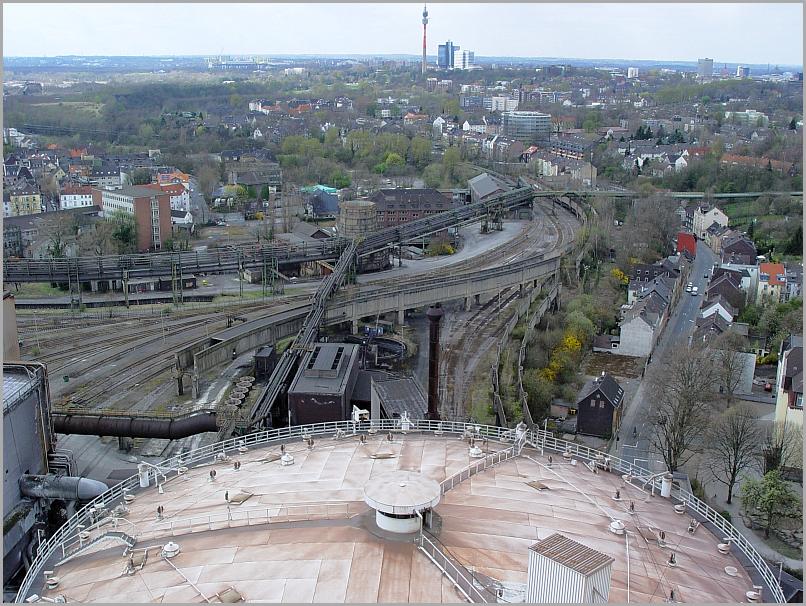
(527, 533), (614, 603)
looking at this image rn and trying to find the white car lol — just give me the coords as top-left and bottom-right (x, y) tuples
(691, 287), (699, 296)
(686, 283), (693, 293)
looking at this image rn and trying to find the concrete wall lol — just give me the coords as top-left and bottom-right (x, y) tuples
(3, 293), (20, 361)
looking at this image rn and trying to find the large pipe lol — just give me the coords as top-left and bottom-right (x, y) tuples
(51, 411), (218, 440)
(19, 474), (108, 501)
(426, 303), (444, 421)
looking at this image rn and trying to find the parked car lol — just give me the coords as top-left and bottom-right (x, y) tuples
(691, 286), (699, 296)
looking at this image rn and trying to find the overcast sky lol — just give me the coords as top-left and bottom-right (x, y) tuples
(3, 3), (802, 65)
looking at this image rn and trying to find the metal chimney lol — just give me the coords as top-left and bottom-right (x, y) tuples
(426, 303), (444, 420)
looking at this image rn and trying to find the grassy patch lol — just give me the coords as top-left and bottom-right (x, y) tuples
(9, 283), (67, 298)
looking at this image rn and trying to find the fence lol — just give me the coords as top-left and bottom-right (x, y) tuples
(15, 420), (785, 603)
(416, 531), (494, 603)
(440, 439), (521, 495)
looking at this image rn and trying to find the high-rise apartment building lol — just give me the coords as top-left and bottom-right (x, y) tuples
(501, 111), (552, 143)
(455, 50), (475, 70)
(697, 58), (714, 78)
(627, 67), (639, 79)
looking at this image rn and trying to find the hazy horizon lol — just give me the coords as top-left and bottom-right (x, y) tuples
(3, 3), (803, 65)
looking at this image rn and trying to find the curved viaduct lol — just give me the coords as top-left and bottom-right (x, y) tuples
(51, 185), (587, 438)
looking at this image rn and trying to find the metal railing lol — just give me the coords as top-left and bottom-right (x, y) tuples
(524, 430), (787, 604)
(440, 440), (520, 495)
(416, 531), (494, 603)
(14, 420), (785, 603)
(143, 501), (359, 539)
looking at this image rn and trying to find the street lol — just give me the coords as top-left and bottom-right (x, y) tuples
(611, 240), (716, 472)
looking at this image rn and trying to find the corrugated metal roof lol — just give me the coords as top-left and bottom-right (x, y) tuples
(529, 533), (614, 576)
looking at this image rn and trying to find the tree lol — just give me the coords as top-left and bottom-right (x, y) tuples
(648, 348), (717, 472)
(410, 136), (432, 169)
(741, 470), (802, 538)
(423, 163), (443, 188)
(710, 332), (748, 405)
(789, 117), (798, 130)
(442, 147), (461, 179)
(108, 210), (138, 254)
(760, 420), (803, 473)
(705, 405), (762, 503)
(130, 168), (153, 185)
(197, 163), (220, 202)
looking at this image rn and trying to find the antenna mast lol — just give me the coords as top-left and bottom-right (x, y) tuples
(421, 4), (428, 76)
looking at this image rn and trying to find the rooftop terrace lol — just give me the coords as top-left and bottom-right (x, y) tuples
(21, 422), (781, 604)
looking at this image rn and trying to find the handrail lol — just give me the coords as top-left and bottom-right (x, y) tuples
(14, 420), (785, 603)
(416, 531), (493, 603)
(142, 501), (358, 539)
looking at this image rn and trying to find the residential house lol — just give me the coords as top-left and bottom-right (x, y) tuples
(170, 209), (194, 228)
(720, 231), (757, 265)
(676, 232), (697, 257)
(774, 335), (803, 432)
(692, 313), (733, 346)
(59, 185), (94, 210)
(3, 224), (23, 258)
(757, 262), (787, 304)
(616, 290), (669, 357)
(5, 185), (42, 217)
(784, 264), (802, 302)
(142, 183), (190, 212)
(705, 224), (730, 253)
(700, 295), (737, 323)
(627, 274), (675, 306)
(575, 373), (625, 439)
(706, 272), (747, 311)
(693, 204), (729, 239)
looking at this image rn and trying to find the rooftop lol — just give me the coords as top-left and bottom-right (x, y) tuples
(27, 427), (759, 604)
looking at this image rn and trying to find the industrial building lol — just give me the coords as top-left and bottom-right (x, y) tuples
(287, 343), (360, 425)
(501, 110), (552, 143)
(368, 188), (453, 228)
(3, 362), (107, 592)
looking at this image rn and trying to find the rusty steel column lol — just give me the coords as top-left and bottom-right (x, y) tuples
(426, 303), (444, 421)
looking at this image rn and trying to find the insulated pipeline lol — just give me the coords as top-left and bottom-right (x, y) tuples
(51, 411), (218, 439)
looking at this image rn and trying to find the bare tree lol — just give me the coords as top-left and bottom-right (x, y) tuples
(705, 405), (762, 504)
(649, 348), (717, 472)
(761, 420), (803, 473)
(710, 332), (749, 406)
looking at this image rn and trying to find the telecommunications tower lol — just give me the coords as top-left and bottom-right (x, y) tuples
(421, 4), (428, 75)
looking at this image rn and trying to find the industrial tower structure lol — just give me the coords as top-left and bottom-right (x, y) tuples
(421, 4), (428, 75)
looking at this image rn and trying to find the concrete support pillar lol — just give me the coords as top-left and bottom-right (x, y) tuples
(177, 372), (185, 396)
(90, 280), (99, 293)
(397, 308), (405, 326)
(352, 319), (359, 335)
(192, 372), (199, 399)
(464, 297), (472, 311)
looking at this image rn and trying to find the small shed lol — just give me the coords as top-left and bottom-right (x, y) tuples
(575, 372), (624, 439)
(254, 346), (277, 380)
(527, 533), (614, 603)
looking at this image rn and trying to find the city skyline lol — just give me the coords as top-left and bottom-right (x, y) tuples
(3, 3), (803, 66)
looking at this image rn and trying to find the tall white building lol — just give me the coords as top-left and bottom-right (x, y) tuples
(455, 50), (475, 70)
(627, 67), (639, 79)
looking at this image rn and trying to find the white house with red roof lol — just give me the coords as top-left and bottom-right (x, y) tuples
(756, 262), (787, 304)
